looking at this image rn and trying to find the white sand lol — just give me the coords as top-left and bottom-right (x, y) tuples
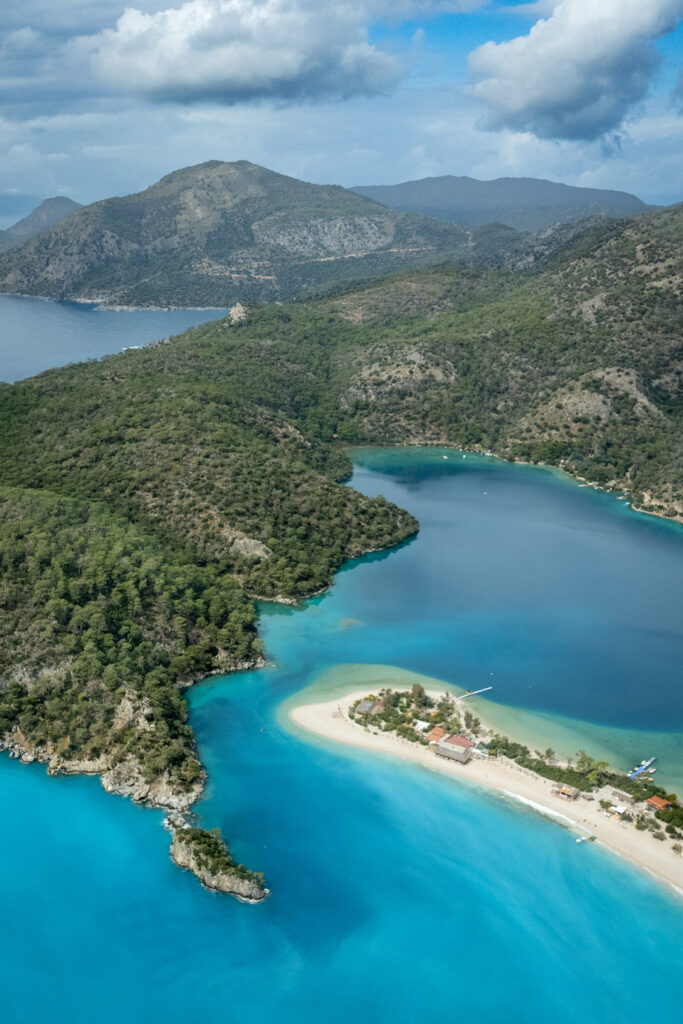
(289, 689), (683, 896)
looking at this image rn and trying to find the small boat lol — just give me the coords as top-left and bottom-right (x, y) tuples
(628, 757), (656, 779)
(648, 767), (656, 773)
(576, 835), (596, 844)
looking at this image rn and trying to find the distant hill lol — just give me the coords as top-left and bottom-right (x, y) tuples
(0, 193), (42, 230)
(0, 197), (83, 252)
(352, 176), (657, 232)
(0, 161), (520, 307)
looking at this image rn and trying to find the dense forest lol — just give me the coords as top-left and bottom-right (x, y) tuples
(0, 200), (680, 881)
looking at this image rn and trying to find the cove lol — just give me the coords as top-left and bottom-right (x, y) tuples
(0, 294), (229, 382)
(1, 447), (682, 1023)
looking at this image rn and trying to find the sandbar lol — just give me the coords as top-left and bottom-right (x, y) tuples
(289, 688), (683, 896)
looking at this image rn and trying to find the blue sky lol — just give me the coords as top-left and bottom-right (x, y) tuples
(0, 1), (682, 205)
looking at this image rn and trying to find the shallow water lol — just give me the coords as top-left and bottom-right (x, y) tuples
(1, 448), (682, 1022)
(0, 293), (228, 382)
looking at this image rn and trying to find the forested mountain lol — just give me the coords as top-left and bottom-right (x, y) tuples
(352, 175), (657, 232)
(0, 200), (680, 879)
(0, 161), (518, 306)
(0, 197), (82, 252)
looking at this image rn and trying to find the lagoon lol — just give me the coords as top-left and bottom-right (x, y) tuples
(1, 448), (682, 1022)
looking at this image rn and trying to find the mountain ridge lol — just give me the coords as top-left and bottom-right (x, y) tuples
(352, 174), (658, 232)
(0, 160), (518, 307)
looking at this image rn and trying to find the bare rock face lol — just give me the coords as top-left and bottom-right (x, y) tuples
(101, 759), (204, 812)
(170, 830), (267, 902)
(229, 302), (247, 322)
(251, 214), (394, 257)
(230, 535), (272, 560)
(113, 693), (156, 732)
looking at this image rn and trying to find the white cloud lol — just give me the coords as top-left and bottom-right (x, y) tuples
(77, 0), (480, 106)
(468, 0), (683, 141)
(0, 1), (485, 114)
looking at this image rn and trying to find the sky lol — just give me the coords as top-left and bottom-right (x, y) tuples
(1, 0), (682, 207)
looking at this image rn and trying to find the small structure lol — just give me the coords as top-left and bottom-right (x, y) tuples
(229, 302), (247, 322)
(434, 734), (474, 764)
(413, 719), (430, 733)
(356, 699), (382, 716)
(612, 804), (629, 818)
(427, 726), (447, 743)
(553, 784), (581, 801)
(646, 795), (671, 811)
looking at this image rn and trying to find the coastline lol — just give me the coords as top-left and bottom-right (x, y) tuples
(349, 443), (683, 526)
(0, 290), (229, 312)
(289, 688), (683, 896)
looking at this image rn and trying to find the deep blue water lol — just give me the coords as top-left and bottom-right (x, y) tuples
(343, 449), (683, 731)
(1, 448), (682, 1022)
(0, 294), (229, 382)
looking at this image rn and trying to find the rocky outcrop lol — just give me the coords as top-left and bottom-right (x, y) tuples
(229, 302), (247, 322)
(100, 759), (204, 812)
(170, 829), (268, 902)
(251, 214), (394, 257)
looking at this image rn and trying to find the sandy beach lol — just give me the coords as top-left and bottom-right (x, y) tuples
(289, 688), (683, 896)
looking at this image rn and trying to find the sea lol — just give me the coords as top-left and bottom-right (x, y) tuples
(1, 304), (682, 1022)
(0, 294), (229, 383)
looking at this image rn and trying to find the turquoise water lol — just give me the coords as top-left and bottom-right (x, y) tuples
(1, 448), (682, 1021)
(0, 294), (229, 382)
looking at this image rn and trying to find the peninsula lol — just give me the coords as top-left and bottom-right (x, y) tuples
(290, 685), (683, 894)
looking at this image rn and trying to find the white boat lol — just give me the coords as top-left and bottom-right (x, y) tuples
(628, 756), (656, 779)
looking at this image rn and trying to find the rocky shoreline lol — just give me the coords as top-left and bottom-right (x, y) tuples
(0, 655), (271, 900)
(170, 830), (268, 902)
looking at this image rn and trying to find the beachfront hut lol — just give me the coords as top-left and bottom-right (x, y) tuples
(356, 699), (383, 715)
(552, 784), (581, 801)
(435, 735), (474, 764)
(427, 726), (447, 743)
(646, 795), (671, 811)
(413, 719), (430, 732)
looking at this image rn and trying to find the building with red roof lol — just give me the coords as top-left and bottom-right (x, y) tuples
(434, 734), (475, 764)
(646, 795), (671, 811)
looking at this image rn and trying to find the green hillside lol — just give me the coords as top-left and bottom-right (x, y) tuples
(0, 161), (518, 306)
